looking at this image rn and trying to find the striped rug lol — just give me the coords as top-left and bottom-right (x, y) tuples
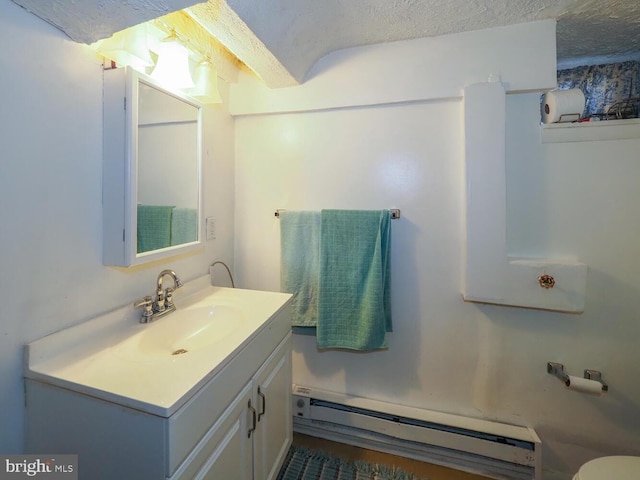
(276, 446), (428, 480)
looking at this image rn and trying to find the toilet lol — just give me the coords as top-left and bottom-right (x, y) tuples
(573, 456), (640, 480)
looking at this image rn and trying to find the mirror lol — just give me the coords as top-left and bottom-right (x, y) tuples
(103, 67), (203, 267)
(136, 82), (200, 254)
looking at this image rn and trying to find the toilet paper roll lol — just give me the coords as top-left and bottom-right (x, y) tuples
(565, 375), (602, 395)
(541, 89), (585, 123)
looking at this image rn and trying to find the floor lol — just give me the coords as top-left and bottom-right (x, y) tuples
(292, 433), (493, 480)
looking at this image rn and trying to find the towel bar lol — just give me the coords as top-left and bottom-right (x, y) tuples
(275, 208), (401, 219)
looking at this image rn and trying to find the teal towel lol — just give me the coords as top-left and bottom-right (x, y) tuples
(280, 211), (321, 327)
(317, 210), (392, 351)
(171, 208), (198, 246)
(137, 205), (173, 253)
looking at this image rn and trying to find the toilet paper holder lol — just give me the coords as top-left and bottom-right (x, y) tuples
(547, 362), (609, 391)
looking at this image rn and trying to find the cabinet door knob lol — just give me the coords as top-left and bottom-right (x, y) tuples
(257, 387), (266, 422)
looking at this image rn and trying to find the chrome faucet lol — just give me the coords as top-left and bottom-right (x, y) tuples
(133, 269), (183, 323)
(155, 269), (183, 312)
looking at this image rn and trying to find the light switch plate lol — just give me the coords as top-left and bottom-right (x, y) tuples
(205, 217), (216, 240)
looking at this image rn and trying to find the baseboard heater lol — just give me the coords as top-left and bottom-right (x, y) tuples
(292, 385), (541, 480)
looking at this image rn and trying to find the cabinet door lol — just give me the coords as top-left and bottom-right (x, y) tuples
(253, 334), (293, 480)
(176, 383), (253, 480)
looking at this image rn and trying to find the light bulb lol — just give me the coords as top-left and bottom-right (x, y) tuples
(151, 37), (194, 90)
(190, 60), (222, 104)
(94, 24), (153, 70)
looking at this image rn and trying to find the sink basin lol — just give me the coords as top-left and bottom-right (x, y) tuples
(112, 304), (244, 361)
(25, 278), (292, 416)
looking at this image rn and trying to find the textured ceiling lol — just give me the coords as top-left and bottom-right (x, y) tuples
(10, 0), (197, 44)
(221, 0), (640, 81)
(11, 0), (640, 87)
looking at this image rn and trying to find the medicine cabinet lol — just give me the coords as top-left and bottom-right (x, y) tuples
(103, 67), (203, 267)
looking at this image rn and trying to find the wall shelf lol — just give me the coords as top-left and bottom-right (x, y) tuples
(541, 118), (640, 144)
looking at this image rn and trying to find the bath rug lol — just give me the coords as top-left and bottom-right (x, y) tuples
(276, 445), (427, 480)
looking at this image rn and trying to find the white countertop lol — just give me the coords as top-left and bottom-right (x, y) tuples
(25, 276), (292, 417)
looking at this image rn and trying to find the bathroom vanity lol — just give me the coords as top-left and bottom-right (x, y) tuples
(24, 277), (293, 480)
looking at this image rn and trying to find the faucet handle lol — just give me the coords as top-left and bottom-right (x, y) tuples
(133, 296), (154, 323)
(133, 295), (153, 309)
(155, 289), (166, 313)
(165, 287), (176, 309)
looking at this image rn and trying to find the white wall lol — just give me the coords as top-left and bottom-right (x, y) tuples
(233, 26), (640, 479)
(0, 0), (235, 453)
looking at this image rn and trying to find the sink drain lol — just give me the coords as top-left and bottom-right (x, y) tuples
(172, 348), (188, 356)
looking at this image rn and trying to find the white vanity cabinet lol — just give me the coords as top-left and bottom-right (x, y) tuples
(181, 381), (253, 480)
(25, 286), (293, 480)
(170, 334), (292, 480)
(252, 334), (293, 480)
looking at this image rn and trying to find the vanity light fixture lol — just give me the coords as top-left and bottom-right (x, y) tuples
(150, 33), (194, 90)
(189, 60), (222, 104)
(93, 24), (153, 71)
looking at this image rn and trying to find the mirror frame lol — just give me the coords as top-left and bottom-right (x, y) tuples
(103, 67), (204, 267)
